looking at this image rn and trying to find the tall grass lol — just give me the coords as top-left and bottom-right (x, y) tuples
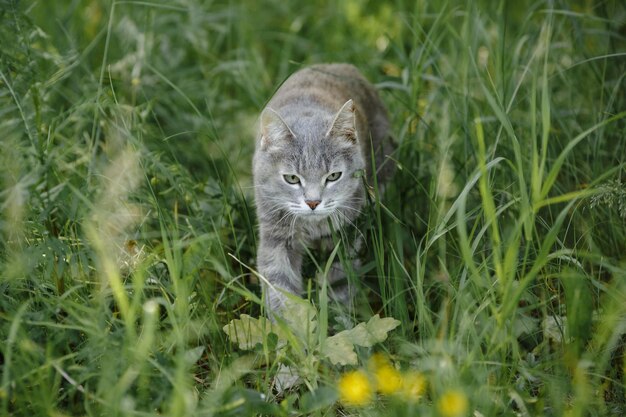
(1, 0), (625, 416)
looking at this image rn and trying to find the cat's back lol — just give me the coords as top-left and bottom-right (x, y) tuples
(268, 64), (372, 107)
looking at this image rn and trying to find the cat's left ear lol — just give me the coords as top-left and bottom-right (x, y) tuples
(326, 99), (357, 143)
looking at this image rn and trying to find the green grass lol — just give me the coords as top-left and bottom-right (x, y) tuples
(1, 0), (625, 416)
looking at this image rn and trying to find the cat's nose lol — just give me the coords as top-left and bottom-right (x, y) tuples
(305, 200), (321, 210)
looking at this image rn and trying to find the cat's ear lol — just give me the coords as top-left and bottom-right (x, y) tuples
(260, 107), (294, 150)
(326, 99), (357, 143)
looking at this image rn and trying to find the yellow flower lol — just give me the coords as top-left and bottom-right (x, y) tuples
(437, 389), (469, 417)
(338, 370), (373, 406)
(367, 352), (402, 394)
(401, 371), (427, 401)
(368, 352), (391, 369)
(374, 364), (403, 394)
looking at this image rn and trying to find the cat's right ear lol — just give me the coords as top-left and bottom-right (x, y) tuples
(260, 108), (294, 150)
(326, 99), (357, 144)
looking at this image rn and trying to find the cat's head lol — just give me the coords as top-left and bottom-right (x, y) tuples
(253, 99), (366, 220)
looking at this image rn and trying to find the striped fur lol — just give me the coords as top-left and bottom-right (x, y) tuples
(252, 64), (393, 316)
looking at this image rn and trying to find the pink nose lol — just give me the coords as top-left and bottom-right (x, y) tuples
(305, 200), (321, 210)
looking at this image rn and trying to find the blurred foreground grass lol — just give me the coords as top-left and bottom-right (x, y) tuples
(1, 0), (625, 416)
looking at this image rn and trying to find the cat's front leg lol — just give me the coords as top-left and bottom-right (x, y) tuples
(257, 231), (303, 316)
(318, 235), (364, 310)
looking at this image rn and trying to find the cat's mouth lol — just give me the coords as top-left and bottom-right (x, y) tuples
(297, 209), (332, 218)
(286, 201), (333, 217)
(290, 206), (335, 219)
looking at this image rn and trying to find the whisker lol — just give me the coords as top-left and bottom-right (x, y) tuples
(337, 205), (363, 215)
(289, 213), (298, 239)
(268, 207), (295, 236)
(335, 209), (365, 244)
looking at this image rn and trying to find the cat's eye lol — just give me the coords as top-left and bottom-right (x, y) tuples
(283, 174), (301, 185)
(326, 172), (342, 182)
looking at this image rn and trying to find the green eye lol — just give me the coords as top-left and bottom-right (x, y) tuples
(326, 172), (342, 182)
(283, 174), (301, 184)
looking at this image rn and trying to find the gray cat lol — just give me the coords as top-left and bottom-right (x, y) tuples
(252, 63), (393, 316)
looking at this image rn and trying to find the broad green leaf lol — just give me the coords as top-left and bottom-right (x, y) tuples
(321, 315), (400, 365)
(224, 299), (316, 353)
(216, 386), (284, 417)
(321, 331), (358, 365)
(340, 323), (371, 347)
(223, 314), (283, 350)
(273, 364), (301, 392)
(512, 314), (539, 339)
(184, 346), (205, 365)
(280, 297), (318, 338)
(543, 315), (567, 343)
(300, 386), (339, 413)
(363, 315), (401, 344)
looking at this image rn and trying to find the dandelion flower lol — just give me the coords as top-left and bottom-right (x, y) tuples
(367, 353), (402, 394)
(338, 370), (373, 406)
(437, 389), (469, 417)
(374, 364), (403, 394)
(401, 371), (427, 401)
(368, 352), (391, 369)
(368, 353), (402, 394)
